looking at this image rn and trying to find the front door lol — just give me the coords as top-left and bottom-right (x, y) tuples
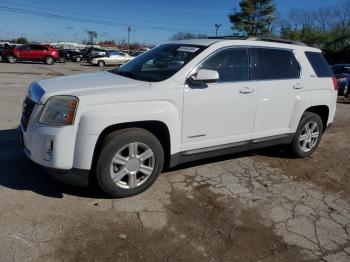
(15, 45), (32, 60)
(182, 47), (258, 151)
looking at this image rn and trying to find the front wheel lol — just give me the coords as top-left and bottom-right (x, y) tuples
(7, 55), (17, 63)
(59, 57), (66, 63)
(96, 128), (164, 198)
(290, 112), (323, 158)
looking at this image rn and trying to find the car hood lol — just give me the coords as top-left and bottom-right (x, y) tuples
(35, 71), (150, 103)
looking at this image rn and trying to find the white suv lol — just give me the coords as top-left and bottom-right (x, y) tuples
(20, 37), (338, 197)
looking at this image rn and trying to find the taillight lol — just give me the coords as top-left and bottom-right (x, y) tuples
(332, 76), (339, 91)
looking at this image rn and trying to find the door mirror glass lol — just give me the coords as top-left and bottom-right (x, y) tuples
(189, 69), (219, 84)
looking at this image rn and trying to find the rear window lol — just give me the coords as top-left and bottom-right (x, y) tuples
(305, 52), (332, 77)
(252, 48), (300, 80)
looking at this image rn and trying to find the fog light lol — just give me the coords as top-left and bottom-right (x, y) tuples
(45, 139), (53, 161)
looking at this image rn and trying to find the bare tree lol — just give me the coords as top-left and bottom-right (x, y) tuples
(312, 6), (335, 33)
(86, 30), (98, 47)
(334, 0), (350, 35)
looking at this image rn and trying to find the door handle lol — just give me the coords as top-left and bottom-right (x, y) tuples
(239, 87), (254, 94)
(293, 84), (304, 89)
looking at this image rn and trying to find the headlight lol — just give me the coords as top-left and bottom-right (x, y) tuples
(39, 96), (79, 126)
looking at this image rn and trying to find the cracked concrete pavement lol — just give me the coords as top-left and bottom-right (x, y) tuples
(0, 62), (350, 261)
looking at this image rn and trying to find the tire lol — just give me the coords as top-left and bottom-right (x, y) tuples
(290, 112), (323, 158)
(45, 56), (54, 65)
(75, 56), (82, 62)
(96, 128), (164, 198)
(59, 57), (66, 63)
(98, 60), (105, 67)
(344, 85), (349, 99)
(338, 84), (346, 96)
(7, 55), (16, 63)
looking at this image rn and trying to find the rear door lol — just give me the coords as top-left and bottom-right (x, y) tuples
(251, 47), (307, 139)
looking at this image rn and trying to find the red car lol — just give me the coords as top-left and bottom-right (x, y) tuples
(1, 44), (59, 65)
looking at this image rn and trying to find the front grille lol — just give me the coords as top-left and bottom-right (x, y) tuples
(21, 97), (36, 131)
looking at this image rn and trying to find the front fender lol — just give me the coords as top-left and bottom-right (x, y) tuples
(77, 100), (181, 155)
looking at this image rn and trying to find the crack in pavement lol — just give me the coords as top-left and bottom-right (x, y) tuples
(166, 157), (350, 261)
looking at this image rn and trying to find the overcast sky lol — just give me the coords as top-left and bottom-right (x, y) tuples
(0, 0), (339, 44)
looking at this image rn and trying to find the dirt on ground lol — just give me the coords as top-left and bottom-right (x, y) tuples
(52, 185), (308, 262)
(255, 99), (350, 198)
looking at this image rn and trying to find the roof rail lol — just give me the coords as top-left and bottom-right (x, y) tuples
(207, 36), (308, 47)
(247, 37), (308, 46)
(207, 36), (249, 40)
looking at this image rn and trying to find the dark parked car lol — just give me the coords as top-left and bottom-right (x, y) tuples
(1, 44), (59, 65)
(331, 64), (350, 96)
(0, 43), (15, 61)
(0, 44), (3, 60)
(57, 49), (83, 63)
(128, 50), (145, 57)
(84, 48), (108, 61)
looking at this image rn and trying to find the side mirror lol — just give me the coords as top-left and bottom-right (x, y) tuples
(189, 69), (219, 84)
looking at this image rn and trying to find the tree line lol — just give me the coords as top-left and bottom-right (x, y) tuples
(170, 0), (350, 64)
(278, 1), (350, 63)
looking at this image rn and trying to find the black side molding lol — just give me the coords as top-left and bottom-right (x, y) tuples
(169, 133), (294, 168)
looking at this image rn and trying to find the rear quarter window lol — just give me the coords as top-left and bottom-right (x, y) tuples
(305, 52), (333, 77)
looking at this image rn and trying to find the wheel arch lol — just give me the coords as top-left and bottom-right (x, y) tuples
(90, 120), (172, 172)
(304, 105), (329, 132)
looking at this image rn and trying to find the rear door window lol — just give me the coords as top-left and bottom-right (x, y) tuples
(305, 52), (332, 77)
(251, 48), (300, 80)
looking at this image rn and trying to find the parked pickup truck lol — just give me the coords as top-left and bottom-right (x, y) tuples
(20, 37), (337, 198)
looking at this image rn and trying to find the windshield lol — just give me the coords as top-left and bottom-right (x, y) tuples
(110, 44), (206, 82)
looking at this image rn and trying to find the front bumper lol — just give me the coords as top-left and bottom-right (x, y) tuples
(21, 106), (77, 170)
(20, 121), (92, 187)
(20, 100), (99, 169)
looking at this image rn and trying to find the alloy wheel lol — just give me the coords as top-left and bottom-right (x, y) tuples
(46, 57), (54, 65)
(7, 56), (16, 63)
(299, 121), (320, 153)
(109, 142), (155, 189)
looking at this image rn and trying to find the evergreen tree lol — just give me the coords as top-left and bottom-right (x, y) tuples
(229, 0), (276, 36)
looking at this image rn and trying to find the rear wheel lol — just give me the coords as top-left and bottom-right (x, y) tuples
(96, 128), (164, 198)
(98, 60), (105, 67)
(290, 112), (323, 157)
(45, 56), (54, 65)
(7, 55), (16, 63)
